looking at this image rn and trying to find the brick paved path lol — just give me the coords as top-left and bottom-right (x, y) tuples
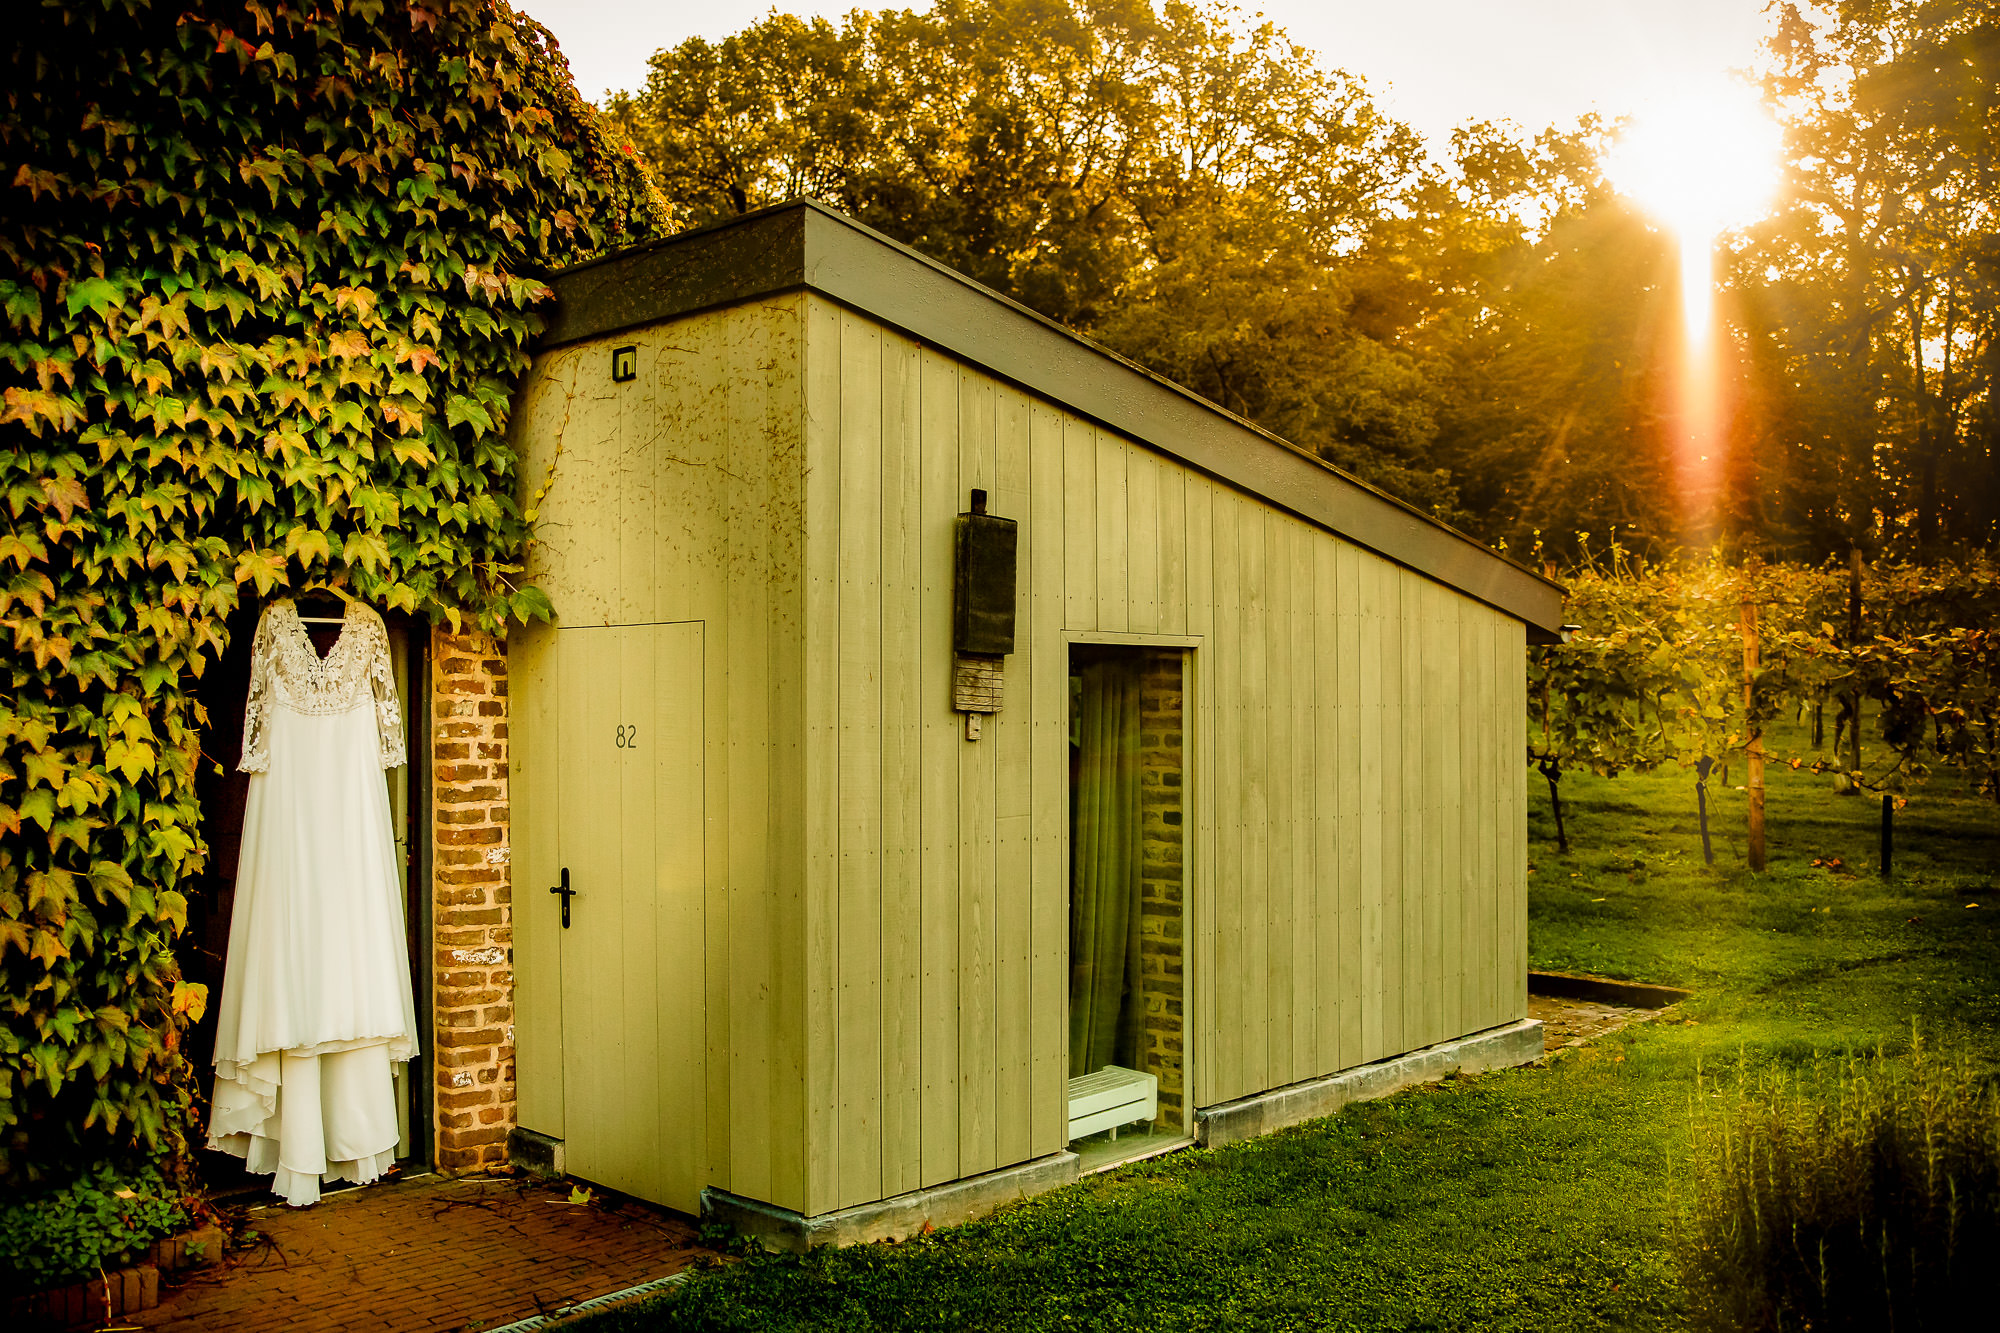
(136, 1174), (711, 1332)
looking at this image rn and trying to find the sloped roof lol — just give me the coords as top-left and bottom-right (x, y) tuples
(542, 199), (1565, 635)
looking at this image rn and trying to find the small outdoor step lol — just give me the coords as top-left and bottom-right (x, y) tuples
(1067, 1064), (1158, 1140)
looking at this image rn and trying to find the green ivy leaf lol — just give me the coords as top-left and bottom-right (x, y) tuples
(63, 278), (123, 319)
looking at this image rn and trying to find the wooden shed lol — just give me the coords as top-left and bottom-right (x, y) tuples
(504, 200), (1564, 1245)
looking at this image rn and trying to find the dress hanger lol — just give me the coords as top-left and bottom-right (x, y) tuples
(293, 579), (359, 625)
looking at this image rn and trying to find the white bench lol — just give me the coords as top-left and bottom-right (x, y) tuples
(1067, 1064), (1158, 1141)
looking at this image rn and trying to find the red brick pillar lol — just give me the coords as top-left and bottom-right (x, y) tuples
(1138, 651), (1186, 1129)
(429, 629), (515, 1172)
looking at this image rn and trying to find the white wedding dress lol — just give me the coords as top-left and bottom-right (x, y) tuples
(207, 599), (420, 1206)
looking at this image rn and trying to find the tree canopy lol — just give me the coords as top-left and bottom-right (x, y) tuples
(607, 0), (1462, 511)
(609, 0), (2000, 564)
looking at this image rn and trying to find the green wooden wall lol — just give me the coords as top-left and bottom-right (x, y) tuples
(509, 297), (811, 1215)
(508, 291), (1529, 1222)
(796, 295), (1528, 1216)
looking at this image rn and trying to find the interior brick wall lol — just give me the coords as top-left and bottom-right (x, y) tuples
(429, 630), (515, 1172)
(1137, 651), (1185, 1130)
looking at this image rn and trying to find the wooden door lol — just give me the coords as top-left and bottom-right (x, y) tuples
(553, 621), (706, 1210)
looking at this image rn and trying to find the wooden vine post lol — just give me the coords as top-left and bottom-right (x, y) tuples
(1741, 572), (1767, 873)
(1845, 545), (1865, 787)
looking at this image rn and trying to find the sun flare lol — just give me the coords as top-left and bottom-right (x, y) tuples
(1605, 82), (1782, 539)
(1607, 82), (1783, 348)
(1606, 82), (1784, 242)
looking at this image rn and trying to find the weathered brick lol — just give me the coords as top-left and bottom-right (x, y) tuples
(452, 1125), (510, 1148)
(435, 886), (495, 907)
(437, 1027), (505, 1050)
(1136, 650), (1185, 1131)
(434, 1048), (496, 1070)
(430, 627), (517, 1174)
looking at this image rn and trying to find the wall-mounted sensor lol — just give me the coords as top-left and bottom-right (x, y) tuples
(611, 345), (637, 382)
(954, 489), (1018, 656)
(953, 488), (1017, 740)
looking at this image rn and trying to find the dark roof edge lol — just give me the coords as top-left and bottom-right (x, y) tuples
(540, 200), (1565, 633)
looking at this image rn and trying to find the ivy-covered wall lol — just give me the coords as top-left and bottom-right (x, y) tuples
(0, 0), (665, 1185)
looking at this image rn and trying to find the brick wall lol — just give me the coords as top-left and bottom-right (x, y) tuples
(1137, 651), (1185, 1130)
(429, 629), (515, 1172)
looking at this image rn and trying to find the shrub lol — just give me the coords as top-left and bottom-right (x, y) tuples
(0, 1161), (190, 1292)
(1679, 1033), (2000, 1331)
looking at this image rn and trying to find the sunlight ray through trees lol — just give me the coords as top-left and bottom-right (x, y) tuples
(1605, 81), (1782, 544)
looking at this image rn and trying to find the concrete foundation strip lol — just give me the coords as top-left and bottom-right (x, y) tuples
(703, 1017), (1546, 1250)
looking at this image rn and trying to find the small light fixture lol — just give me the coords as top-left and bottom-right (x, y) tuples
(611, 345), (637, 382)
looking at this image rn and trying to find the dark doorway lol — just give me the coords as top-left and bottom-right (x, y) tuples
(1066, 646), (1185, 1151)
(185, 596), (431, 1191)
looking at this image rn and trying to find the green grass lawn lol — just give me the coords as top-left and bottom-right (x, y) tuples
(593, 721), (2000, 1332)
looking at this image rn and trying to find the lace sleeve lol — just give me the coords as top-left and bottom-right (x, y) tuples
(367, 617), (408, 770)
(238, 607), (278, 773)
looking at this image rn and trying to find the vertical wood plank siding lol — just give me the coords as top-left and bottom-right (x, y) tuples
(514, 294), (1529, 1222)
(797, 297), (1527, 1215)
(510, 298), (810, 1212)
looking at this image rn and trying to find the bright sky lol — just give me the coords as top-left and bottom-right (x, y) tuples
(515, 1), (1778, 150)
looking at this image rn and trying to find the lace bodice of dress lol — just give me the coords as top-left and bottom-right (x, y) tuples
(239, 599), (407, 772)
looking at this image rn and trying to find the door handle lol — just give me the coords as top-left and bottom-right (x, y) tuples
(550, 867), (576, 928)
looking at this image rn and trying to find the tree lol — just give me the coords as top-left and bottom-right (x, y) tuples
(1736, 0), (2000, 558)
(608, 0), (2000, 560)
(609, 0), (1461, 513)
(1421, 121), (1688, 557)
